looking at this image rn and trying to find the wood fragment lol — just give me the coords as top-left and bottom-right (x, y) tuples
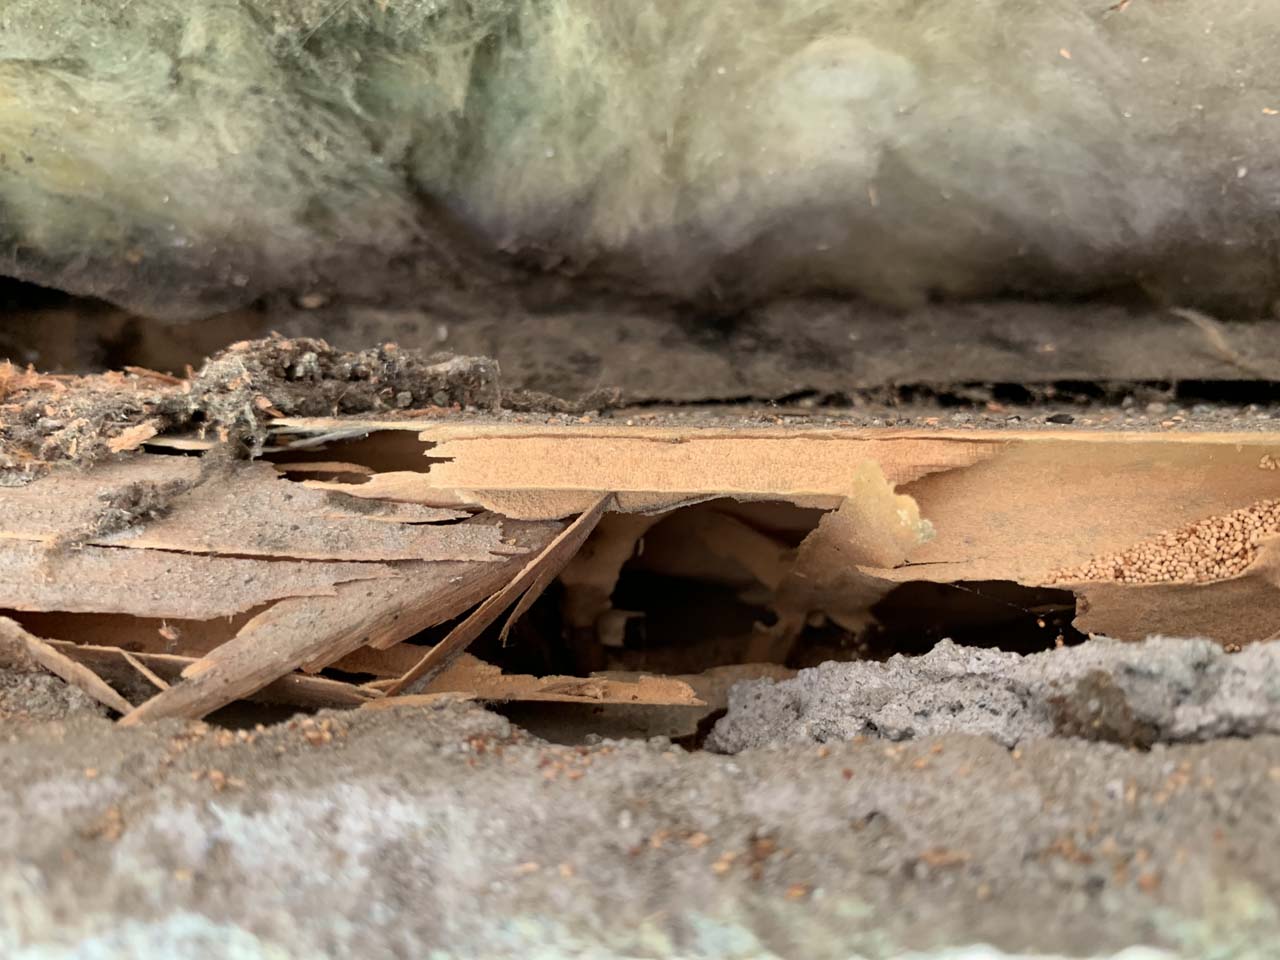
(117, 523), (561, 725)
(0, 457), (513, 562)
(120, 650), (171, 690)
(49, 640), (371, 709)
(302, 431), (995, 518)
(367, 654), (701, 708)
(0, 540), (394, 620)
(0, 617), (134, 715)
(106, 422), (159, 453)
(384, 497), (611, 696)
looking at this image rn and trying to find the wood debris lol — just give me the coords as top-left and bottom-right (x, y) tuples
(365, 654), (700, 709)
(382, 496), (610, 696)
(117, 541), (555, 725)
(289, 419), (1280, 645)
(0, 617), (134, 714)
(51, 640), (371, 710)
(1, 405), (1278, 729)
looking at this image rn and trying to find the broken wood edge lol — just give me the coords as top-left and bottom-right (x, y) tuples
(115, 550), (546, 725)
(382, 496), (612, 698)
(0, 617), (134, 715)
(49, 640), (373, 710)
(364, 660), (702, 708)
(266, 418), (1280, 447)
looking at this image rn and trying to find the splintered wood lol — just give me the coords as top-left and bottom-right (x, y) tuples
(1, 419), (1277, 724)
(287, 419), (1280, 647)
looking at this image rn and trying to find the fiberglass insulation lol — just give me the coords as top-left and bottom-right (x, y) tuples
(0, 0), (1277, 319)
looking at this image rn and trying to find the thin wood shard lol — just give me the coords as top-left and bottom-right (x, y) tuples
(383, 496), (611, 697)
(367, 654), (701, 708)
(0, 617), (134, 715)
(51, 640), (371, 709)
(119, 650), (171, 691)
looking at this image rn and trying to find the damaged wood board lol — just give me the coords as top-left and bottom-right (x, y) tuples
(4, 419), (1280, 727)
(0, 456), (504, 562)
(0, 540), (391, 620)
(0, 452), (566, 722)
(286, 420), (1280, 645)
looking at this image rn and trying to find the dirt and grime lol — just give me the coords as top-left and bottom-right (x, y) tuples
(7, 285), (1280, 401)
(0, 684), (1278, 959)
(4, 336), (1280, 485)
(0, 669), (104, 724)
(707, 637), (1280, 753)
(0, 338), (501, 475)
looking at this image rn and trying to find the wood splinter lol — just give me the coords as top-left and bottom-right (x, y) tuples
(115, 520), (564, 725)
(383, 495), (612, 698)
(0, 617), (134, 715)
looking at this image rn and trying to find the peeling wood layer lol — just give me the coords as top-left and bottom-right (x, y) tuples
(1, 414), (1277, 725)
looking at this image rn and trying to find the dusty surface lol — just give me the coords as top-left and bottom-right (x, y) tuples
(708, 638), (1280, 753)
(0, 669), (104, 724)
(0, 338), (501, 473)
(0, 688), (1278, 959)
(3, 333), (1279, 481)
(9, 294), (1280, 404)
(214, 301), (1280, 401)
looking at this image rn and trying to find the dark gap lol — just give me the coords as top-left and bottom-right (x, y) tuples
(0, 275), (72, 311)
(262, 432), (443, 474)
(319, 667), (379, 686)
(603, 571), (776, 674)
(627, 380), (1280, 411)
(450, 504), (1086, 686)
(828, 580), (1084, 665)
(205, 700), (307, 729)
(468, 581), (579, 677)
(138, 443), (211, 459)
(278, 466), (374, 484)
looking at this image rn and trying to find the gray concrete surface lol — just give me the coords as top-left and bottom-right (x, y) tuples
(708, 638), (1280, 753)
(2, 683), (1280, 959)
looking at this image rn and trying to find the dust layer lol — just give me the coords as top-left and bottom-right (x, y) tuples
(0, 337), (500, 476)
(0, 694), (1278, 959)
(708, 636), (1280, 753)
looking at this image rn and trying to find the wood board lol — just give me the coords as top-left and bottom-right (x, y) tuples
(2, 418), (1277, 723)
